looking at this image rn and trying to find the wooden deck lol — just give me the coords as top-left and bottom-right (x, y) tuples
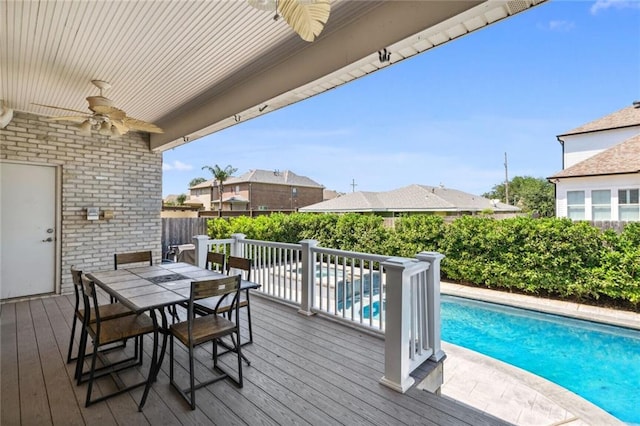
(1, 293), (510, 426)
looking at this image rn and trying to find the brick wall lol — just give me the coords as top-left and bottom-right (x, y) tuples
(1, 111), (162, 294)
(247, 183), (323, 210)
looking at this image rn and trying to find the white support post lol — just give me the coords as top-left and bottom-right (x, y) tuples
(379, 257), (415, 393)
(231, 233), (246, 258)
(298, 239), (318, 316)
(193, 235), (210, 268)
(417, 252), (446, 362)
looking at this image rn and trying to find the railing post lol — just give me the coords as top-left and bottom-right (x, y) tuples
(231, 233), (246, 258)
(417, 251), (446, 362)
(380, 257), (415, 393)
(193, 235), (210, 268)
(298, 239), (318, 316)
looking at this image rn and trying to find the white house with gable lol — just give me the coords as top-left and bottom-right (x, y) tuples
(550, 102), (640, 221)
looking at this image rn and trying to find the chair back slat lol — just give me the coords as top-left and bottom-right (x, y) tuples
(191, 275), (239, 301)
(206, 252), (226, 273)
(226, 256), (251, 281)
(80, 274), (101, 328)
(114, 251), (153, 269)
(70, 266), (83, 307)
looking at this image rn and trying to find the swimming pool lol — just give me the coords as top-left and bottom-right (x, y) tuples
(441, 295), (640, 424)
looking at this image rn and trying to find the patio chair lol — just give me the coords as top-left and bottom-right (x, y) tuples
(114, 250), (153, 270)
(194, 255), (254, 348)
(78, 274), (157, 407)
(67, 267), (132, 383)
(112, 250), (153, 302)
(169, 275), (244, 410)
(206, 251), (226, 273)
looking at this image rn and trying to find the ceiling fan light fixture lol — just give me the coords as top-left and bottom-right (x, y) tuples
(78, 119), (92, 135)
(98, 120), (112, 135)
(110, 125), (122, 138)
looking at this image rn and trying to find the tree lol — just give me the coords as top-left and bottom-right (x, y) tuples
(202, 164), (238, 214)
(176, 193), (187, 205)
(189, 177), (206, 188)
(483, 176), (555, 217)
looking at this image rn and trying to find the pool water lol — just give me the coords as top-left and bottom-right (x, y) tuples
(441, 296), (640, 425)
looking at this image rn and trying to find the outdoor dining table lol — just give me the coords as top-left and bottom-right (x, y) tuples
(87, 261), (260, 411)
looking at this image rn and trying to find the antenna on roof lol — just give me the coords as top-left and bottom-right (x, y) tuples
(350, 178), (357, 192)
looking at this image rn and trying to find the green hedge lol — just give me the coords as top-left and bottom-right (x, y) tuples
(207, 214), (640, 306)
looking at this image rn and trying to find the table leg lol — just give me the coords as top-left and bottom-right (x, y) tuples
(138, 311), (159, 411)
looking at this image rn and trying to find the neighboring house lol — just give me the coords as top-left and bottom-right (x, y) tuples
(190, 169), (324, 214)
(323, 189), (343, 201)
(550, 103), (640, 221)
(299, 184), (519, 217)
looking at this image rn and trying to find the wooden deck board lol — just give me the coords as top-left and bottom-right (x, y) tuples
(1, 303), (21, 426)
(1, 294), (511, 426)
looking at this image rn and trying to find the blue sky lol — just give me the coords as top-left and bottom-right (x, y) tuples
(162, 0), (640, 197)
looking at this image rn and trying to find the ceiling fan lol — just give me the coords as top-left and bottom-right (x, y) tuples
(248, 0), (331, 42)
(34, 80), (163, 138)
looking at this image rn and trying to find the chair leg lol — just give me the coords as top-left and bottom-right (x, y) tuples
(169, 335), (174, 383)
(236, 332), (243, 388)
(189, 344), (196, 410)
(245, 291), (253, 343)
(85, 341), (99, 407)
(67, 315), (78, 363)
(75, 327), (88, 385)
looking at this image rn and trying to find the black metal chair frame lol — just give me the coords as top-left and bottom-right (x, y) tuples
(169, 275), (243, 410)
(77, 275), (158, 407)
(67, 267), (132, 383)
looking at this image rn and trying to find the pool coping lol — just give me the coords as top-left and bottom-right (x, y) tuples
(440, 281), (637, 425)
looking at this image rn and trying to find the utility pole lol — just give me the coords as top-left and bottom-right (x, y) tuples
(504, 152), (509, 205)
(350, 179), (358, 193)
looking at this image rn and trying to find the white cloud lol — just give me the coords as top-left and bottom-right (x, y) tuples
(163, 160), (193, 171)
(546, 20), (576, 32)
(590, 0), (640, 15)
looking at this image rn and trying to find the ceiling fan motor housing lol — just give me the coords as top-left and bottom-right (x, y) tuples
(87, 95), (115, 109)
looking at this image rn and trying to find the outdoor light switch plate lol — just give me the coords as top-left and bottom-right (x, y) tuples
(87, 207), (99, 220)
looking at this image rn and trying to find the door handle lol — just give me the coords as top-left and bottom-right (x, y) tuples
(42, 237), (53, 242)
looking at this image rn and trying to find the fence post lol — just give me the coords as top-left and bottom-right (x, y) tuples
(380, 257), (415, 393)
(193, 235), (210, 268)
(416, 251), (446, 362)
(231, 233), (246, 258)
(298, 239), (318, 316)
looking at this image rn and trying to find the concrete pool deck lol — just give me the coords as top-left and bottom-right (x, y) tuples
(439, 281), (638, 425)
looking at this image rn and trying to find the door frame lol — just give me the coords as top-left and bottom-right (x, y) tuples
(0, 160), (62, 300)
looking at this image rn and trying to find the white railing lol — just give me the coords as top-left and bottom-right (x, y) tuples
(193, 233), (445, 393)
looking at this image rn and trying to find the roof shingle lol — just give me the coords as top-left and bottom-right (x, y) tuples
(550, 135), (640, 179)
(558, 104), (640, 137)
(300, 185), (519, 213)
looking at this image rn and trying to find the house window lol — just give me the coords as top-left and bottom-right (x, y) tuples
(292, 187), (298, 198)
(234, 185), (240, 194)
(591, 190), (611, 220)
(619, 189), (639, 221)
(567, 191), (585, 220)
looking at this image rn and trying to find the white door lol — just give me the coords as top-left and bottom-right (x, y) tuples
(1, 162), (56, 299)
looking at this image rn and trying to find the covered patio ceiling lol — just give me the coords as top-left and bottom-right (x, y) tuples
(1, 0), (545, 152)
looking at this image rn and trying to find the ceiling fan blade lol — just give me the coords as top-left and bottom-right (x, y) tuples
(91, 105), (127, 120)
(32, 103), (88, 115)
(123, 117), (164, 134)
(111, 120), (130, 135)
(278, 0), (330, 42)
(43, 115), (88, 123)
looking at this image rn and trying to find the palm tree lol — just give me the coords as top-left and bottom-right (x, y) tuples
(202, 164), (237, 215)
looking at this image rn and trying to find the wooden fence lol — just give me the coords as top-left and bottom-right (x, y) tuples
(161, 217), (208, 257)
